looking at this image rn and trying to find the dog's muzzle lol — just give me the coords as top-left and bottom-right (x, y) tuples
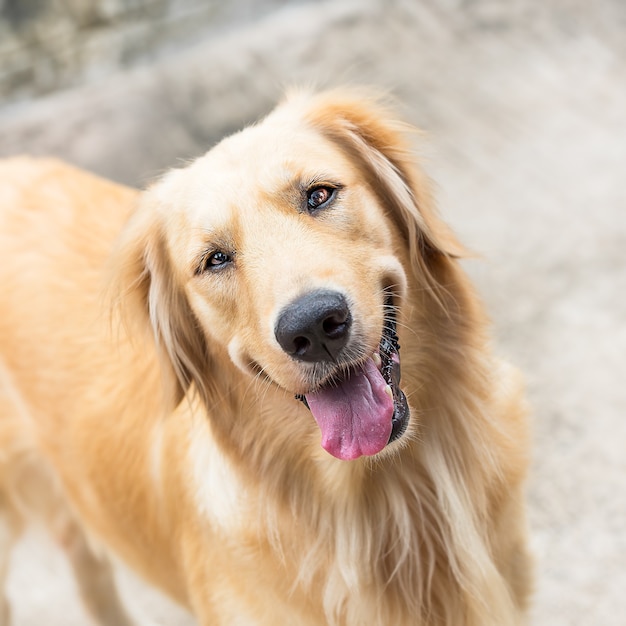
(276, 290), (410, 460)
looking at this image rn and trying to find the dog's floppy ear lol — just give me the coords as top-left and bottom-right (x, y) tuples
(108, 183), (216, 410)
(297, 89), (466, 275)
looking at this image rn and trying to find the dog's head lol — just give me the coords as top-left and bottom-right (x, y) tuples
(112, 90), (463, 461)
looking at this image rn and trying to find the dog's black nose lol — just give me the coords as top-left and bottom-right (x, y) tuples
(274, 290), (352, 362)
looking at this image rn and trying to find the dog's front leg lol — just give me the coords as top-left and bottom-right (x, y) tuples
(58, 517), (137, 626)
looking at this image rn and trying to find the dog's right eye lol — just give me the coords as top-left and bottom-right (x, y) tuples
(198, 250), (233, 274)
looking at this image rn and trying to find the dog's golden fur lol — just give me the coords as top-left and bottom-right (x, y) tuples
(0, 90), (532, 625)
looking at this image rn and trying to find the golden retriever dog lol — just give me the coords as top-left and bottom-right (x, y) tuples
(0, 89), (532, 625)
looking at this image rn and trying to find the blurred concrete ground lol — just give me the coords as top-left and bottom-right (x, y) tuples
(1, 0), (625, 624)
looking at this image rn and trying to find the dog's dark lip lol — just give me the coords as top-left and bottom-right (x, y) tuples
(296, 294), (410, 446)
(378, 295), (410, 444)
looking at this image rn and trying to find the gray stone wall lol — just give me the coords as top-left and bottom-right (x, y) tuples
(0, 0), (290, 103)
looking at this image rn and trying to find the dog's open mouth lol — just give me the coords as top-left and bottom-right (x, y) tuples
(296, 297), (410, 460)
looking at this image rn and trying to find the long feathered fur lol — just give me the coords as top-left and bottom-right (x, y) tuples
(0, 90), (532, 625)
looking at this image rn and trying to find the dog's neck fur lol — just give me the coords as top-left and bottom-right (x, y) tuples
(191, 261), (520, 626)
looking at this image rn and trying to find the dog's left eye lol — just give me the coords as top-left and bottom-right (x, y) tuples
(306, 186), (336, 212)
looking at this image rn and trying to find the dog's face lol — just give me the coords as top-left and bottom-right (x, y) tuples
(115, 91), (462, 461)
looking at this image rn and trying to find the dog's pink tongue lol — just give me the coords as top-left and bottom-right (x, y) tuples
(305, 357), (393, 460)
